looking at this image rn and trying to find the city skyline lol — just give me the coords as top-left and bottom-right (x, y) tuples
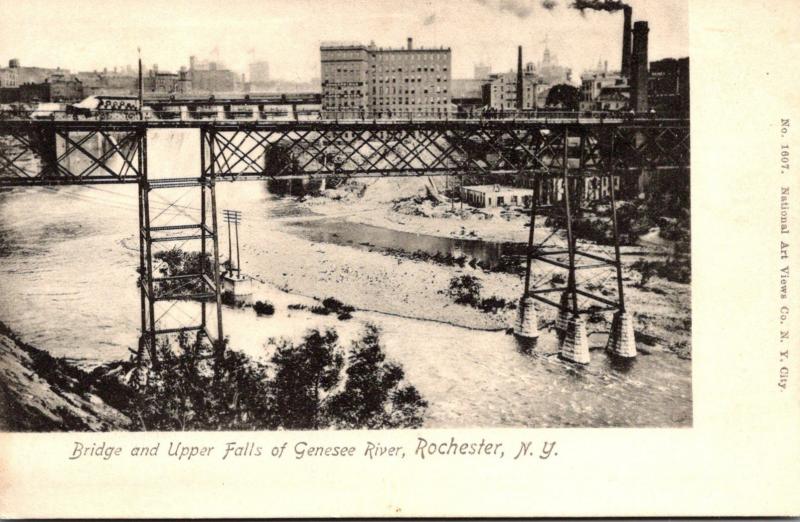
(0, 0), (687, 83)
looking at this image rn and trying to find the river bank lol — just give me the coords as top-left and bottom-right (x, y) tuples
(251, 195), (691, 358)
(0, 321), (130, 431)
(303, 195), (535, 243)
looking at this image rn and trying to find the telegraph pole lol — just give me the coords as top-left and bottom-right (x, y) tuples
(226, 213), (232, 273)
(222, 209), (242, 276)
(234, 216), (241, 277)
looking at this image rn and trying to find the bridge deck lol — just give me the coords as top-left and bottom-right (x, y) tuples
(0, 117), (688, 130)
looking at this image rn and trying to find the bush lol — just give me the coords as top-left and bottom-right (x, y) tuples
(322, 297), (355, 315)
(448, 275), (482, 306)
(478, 296), (515, 314)
(253, 300), (275, 316)
(631, 256), (691, 286)
(631, 258), (660, 287)
(447, 275), (515, 313)
(657, 256), (691, 284)
(152, 248), (213, 299)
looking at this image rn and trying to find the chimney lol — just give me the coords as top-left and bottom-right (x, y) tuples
(407, 37), (413, 50)
(621, 5), (632, 77)
(516, 46), (523, 110)
(630, 20), (649, 112)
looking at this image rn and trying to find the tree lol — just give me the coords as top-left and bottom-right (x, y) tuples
(152, 248), (213, 298)
(128, 326), (428, 431)
(268, 329), (344, 429)
(130, 334), (271, 431)
(326, 324), (428, 429)
(545, 84), (580, 111)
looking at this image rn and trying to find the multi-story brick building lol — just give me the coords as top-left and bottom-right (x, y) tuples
(320, 42), (369, 114)
(2, 59), (70, 86)
(188, 57), (238, 93)
(18, 74), (84, 103)
(76, 69), (138, 96)
(249, 61), (271, 84)
(648, 57), (689, 116)
(320, 38), (452, 117)
(144, 66), (191, 94)
(0, 67), (18, 88)
(579, 68), (629, 112)
(481, 64), (545, 111)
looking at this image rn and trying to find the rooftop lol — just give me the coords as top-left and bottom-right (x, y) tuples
(463, 184), (531, 194)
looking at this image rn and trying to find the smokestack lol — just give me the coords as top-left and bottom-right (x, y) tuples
(516, 46), (523, 110)
(137, 51), (143, 120)
(631, 20), (649, 112)
(621, 5), (632, 77)
(407, 37), (413, 50)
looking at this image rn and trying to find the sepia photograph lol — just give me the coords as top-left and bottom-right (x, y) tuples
(0, 0), (692, 433)
(2, 0), (800, 518)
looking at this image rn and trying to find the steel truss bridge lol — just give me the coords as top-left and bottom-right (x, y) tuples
(0, 118), (689, 365)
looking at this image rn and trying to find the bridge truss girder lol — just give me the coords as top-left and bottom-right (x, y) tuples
(0, 119), (689, 362)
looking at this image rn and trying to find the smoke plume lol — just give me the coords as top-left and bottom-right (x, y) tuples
(498, 0), (534, 18)
(422, 13), (437, 26)
(474, 0), (628, 17)
(571, 0), (628, 12)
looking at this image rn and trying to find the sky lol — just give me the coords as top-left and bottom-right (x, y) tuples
(0, 0), (687, 82)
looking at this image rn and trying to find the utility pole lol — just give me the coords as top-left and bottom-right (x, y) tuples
(138, 47), (143, 120)
(222, 209), (242, 276)
(226, 213), (232, 273)
(235, 215), (241, 277)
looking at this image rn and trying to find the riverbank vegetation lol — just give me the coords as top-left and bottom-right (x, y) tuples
(0, 319), (427, 431)
(447, 275), (516, 314)
(289, 297), (356, 320)
(253, 300), (275, 316)
(128, 324), (426, 430)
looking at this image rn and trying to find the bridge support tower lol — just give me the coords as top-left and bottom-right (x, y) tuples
(520, 128), (637, 364)
(137, 127), (225, 366)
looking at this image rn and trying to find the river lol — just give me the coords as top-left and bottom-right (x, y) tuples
(0, 130), (691, 428)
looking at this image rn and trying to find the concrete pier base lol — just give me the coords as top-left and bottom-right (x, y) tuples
(514, 296), (539, 338)
(560, 315), (590, 364)
(606, 310), (637, 358)
(555, 292), (570, 341)
(222, 273), (253, 305)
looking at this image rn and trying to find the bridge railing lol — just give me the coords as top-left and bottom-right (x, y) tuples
(0, 107), (683, 124)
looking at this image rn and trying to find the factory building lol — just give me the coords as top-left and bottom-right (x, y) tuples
(320, 38), (451, 117)
(461, 185), (533, 208)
